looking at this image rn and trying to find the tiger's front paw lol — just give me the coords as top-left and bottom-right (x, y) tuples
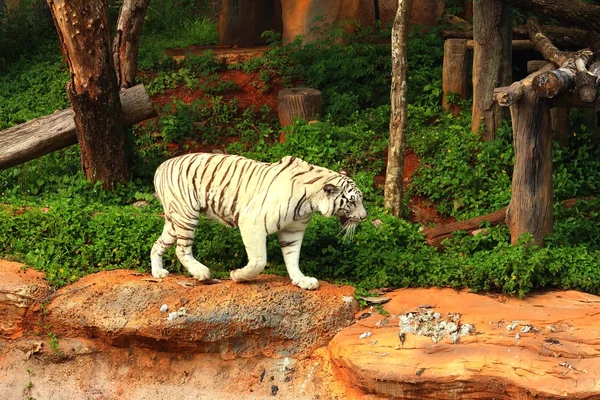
(188, 265), (211, 281)
(152, 268), (169, 278)
(292, 276), (319, 290)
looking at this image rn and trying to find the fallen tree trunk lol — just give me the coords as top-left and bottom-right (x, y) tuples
(422, 198), (586, 248)
(0, 84), (156, 170)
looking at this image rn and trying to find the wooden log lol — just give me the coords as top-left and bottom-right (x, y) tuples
(442, 39), (469, 115)
(575, 61), (600, 103)
(443, 23), (588, 49)
(277, 88), (322, 142)
(423, 197), (588, 249)
(422, 208), (507, 248)
(466, 39), (530, 51)
(0, 84), (156, 170)
(494, 62), (555, 106)
(506, 87), (553, 245)
(532, 67), (575, 98)
(471, 0), (512, 140)
(527, 17), (570, 66)
(527, 59), (550, 73)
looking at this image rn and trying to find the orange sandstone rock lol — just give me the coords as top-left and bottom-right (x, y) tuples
(328, 288), (600, 399)
(0, 260), (51, 339)
(45, 270), (358, 359)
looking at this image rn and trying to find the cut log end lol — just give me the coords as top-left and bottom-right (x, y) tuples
(578, 86), (598, 103)
(532, 71), (562, 98)
(277, 88), (322, 142)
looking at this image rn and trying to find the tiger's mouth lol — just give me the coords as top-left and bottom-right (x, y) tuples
(339, 215), (365, 226)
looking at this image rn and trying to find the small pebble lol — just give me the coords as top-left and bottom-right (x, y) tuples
(160, 304), (168, 313)
(359, 331), (372, 339)
(167, 311), (178, 321)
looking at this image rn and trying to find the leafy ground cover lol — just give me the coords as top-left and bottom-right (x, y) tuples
(1, 6), (600, 297)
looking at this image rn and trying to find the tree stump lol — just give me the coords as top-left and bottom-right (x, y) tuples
(442, 39), (468, 116)
(277, 88), (322, 142)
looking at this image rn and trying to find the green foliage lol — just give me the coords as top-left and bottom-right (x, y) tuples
(409, 114), (514, 219)
(0, 52), (69, 129)
(2, 13), (600, 299)
(0, 0), (56, 63)
(137, 18), (218, 71)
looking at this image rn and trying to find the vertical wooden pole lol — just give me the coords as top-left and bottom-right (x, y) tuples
(472, 0), (512, 140)
(442, 39), (468, 116)
(384, 0), (412, 217)
(550, 107), (569, 142)
(506, 88), (553, 245)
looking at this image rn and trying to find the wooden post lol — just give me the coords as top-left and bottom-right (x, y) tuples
(506, 87), (553, 245)
(442, 39), (468, 115)
(472, 0), (512, 140)
(277, 88), (322, 142)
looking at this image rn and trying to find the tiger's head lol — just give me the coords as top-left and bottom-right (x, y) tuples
(318, 174), (367, 240)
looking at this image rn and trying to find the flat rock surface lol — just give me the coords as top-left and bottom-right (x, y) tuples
(0, 260), (51, 339)
(45, 270), (358, 358)
(328, 288), (600, 399)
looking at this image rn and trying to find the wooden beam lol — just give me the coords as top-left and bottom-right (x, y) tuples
(0, 84), (156, 170)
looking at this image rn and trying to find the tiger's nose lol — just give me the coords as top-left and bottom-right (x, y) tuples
(357, 204), (367, 221)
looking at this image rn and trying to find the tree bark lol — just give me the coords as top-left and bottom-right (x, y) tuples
(384, 0), (412, 217)
(0, 85), (156, 169)
(112, 0), (149, 89)
(497, 0), (600, 33)
(442, 39), (469, 115)
(471, 0), (512, 140)
(47, 0), (129, 189)
(506, 88), (553, 245)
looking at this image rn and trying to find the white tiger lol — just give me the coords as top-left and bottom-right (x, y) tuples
(150, 153), (367, 290)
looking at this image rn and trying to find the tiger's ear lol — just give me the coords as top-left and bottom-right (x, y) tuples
(339, 169), (347, 176)
(323, 184), (340, 196)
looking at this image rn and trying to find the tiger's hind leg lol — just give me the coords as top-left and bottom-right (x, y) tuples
(172, 212), (211, 281)
(151, 217), (176, 278)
